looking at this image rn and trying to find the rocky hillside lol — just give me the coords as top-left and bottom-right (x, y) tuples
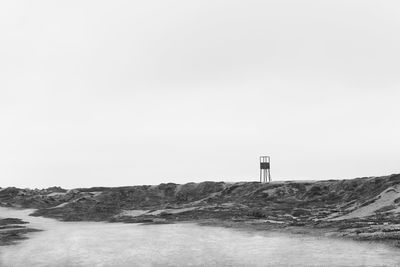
(2, 174), (400, 225)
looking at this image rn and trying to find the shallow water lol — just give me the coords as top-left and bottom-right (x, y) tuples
(1, 207), (400, 266)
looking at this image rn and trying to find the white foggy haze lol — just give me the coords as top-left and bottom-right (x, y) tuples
(1, 0), (400, 188)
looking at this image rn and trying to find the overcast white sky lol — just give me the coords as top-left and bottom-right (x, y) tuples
(1, 0), (400, 188)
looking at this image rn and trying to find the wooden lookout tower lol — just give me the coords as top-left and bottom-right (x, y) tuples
(260, 156), (271, 183)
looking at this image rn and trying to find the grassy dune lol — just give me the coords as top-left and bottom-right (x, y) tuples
(2, 174), (400, 246)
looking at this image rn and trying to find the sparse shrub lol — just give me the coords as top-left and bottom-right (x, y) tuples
(323, 192), (339, 202)
(306, 185), (324, 198)
(389, 175), (400, 182)
(375, 205), (395, 213)
(289, 221), (305, 226)
(360, 198), (378, 207)
(292, 208), (311, 217)
(249, 209), (266, 218)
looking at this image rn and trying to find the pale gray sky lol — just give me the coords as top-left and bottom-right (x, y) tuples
(1, 0), (400, 188)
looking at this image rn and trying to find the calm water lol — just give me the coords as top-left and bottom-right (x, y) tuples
(0, 207), (400, 267)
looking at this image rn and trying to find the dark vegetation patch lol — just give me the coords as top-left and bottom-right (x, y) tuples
(0, 218), (41, 246)
(0, 218), (28, 225)
(375, 205), (396, 213)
